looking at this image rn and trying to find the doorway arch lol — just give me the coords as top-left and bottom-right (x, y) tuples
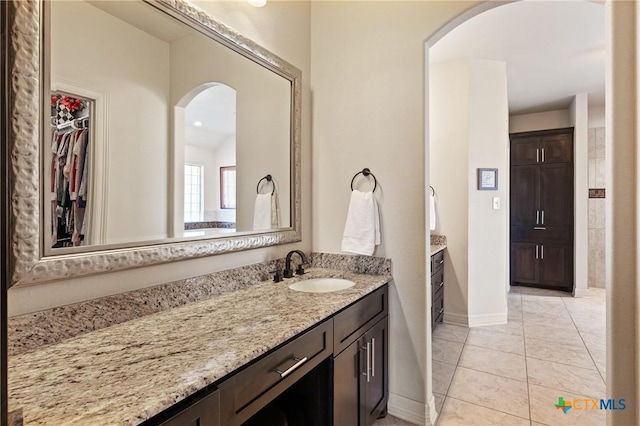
(423, 1), (637, 424)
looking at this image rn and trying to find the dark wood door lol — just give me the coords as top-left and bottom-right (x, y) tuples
(539, 244), (573, 290)
(333, 337), (363, 426)
(542, 133), (572, 164)
(511, 136), (540, 165)
(510, 242), (539, 284)
(539, 164), (573, 228)
(510, 165), (539, 226)
(363, 318), (388, 426)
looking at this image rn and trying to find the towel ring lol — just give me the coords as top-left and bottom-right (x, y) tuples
(350, 168), (377, 193)
(256, 174), (275, 195)
(429, 185), (436, 196)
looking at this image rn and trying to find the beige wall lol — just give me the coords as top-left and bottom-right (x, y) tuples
(170, 33), (291, 232)
(430, 60), (470, 324)
(311, 1), (480, 423)
(8, 0), (312, 317)
(509, 109), (571, 133)
(430, 59), (509, 326)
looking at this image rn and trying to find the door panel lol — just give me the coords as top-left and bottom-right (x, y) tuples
(364, 318), (387, 426)
(540, 164), (573, 228)
(540, 244), (573, 289)
(542, 133), (572, 164)
(511, 137), (540, 165)
(510, 165), (539, 226)
(510, 242), (539, 284)
(333, 338), (363, 426)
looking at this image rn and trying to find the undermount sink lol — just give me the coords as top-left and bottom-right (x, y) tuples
(288, 278), (355, 293)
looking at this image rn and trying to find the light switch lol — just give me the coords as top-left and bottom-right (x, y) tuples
(492, 197), (501, 209)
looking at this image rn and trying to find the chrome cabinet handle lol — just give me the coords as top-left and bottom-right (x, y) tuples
(362, 342), (371, 382)
(438, 259), (444, 265)
(541, 210), (545, 224)
(439, 281), (444, 288)
(536, 210), (539, 224)
(536, 148), (540, 163)
(371, 338), (375, 378)
(536, 245), (539, 259)
(534, 227), (546, 230)
(275, 356), (307, 378)
(541, 245), (544, 260)
(439, 308), (444, 315)
(542, 148), (545, 162)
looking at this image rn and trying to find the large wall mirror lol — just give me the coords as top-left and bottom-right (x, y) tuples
(6, 0), (301, 287)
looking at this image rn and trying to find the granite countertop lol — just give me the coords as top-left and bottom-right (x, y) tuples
(8, 268), (391, 426)
(430, 244), (446, 256)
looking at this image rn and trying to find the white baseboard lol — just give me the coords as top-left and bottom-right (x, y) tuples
(387, 392), (428, 425)
(467, 310), (508, 327)
(443, 312), (468, 327)
(428, 393), (439, 425)
(573, 287), (590, 298)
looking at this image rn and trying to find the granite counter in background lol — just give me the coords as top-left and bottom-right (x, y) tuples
(430, 234), (447, 256)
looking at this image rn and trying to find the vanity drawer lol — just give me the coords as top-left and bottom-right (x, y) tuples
(431, 268), (444, 299)
(219, 319), (333, 426)
(333, 285), (388, 355)
(159, 389), (219, 426)
(431, 250), (445, 272)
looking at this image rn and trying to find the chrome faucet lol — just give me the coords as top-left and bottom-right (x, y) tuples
(283, 250), (309, 278)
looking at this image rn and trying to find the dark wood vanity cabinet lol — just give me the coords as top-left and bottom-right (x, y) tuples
(431, 250), (445, 330)
(510, 128), (574, 292)
(333, 286), (389, 426)
(159, 390), (220, 426)
(146, 285), (389, 426)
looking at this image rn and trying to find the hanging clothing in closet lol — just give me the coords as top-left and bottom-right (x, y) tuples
(50, 94), (91, 248)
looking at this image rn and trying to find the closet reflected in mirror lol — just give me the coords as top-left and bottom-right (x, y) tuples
(45, 0), (292, 254)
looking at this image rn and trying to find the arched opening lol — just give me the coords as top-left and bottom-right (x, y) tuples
(425, 2), (624, 421)
(172, 82), (237, 238)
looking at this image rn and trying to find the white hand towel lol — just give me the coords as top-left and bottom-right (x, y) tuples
(253, 193), (273, 230)
(271, 193), (281, 228)
(430, 193), (436, 231)
(341, 190), (380, 256)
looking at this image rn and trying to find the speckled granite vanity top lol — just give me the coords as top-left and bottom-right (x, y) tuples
(8, 268), (391, 425)
(430, 244), (446, 256)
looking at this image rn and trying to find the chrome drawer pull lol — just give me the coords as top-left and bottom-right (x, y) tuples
(439, 308), (444, 315)
(275, 356), (307, 378)
(533, 227), (546, 230)
(438, 259), (444, 265)
(439, 281), (444, 288)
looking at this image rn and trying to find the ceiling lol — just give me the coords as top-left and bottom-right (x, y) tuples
(185, 84), (237, 150)
(430, 1), (605, 115)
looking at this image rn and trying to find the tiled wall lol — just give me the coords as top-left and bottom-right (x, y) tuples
(588, 127), (606, 288)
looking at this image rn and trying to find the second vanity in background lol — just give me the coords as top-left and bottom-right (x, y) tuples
(430, 235), (447, 330)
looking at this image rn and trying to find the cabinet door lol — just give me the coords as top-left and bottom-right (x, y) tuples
(510, 165), (540, 226)
(333, 337), (364, 426)
(511, 136), (540, 165)
(539, 244), (573, 290)
(539, 164), (573, 228)
(510, 243), (539, 284)
(541, 133), (572, 164)
(363, 318), (388, 426)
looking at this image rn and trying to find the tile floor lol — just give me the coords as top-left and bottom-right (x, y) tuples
(433, 286), (606, 426)
(372, 286), (606, 426)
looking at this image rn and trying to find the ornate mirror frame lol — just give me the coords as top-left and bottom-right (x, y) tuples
(6, 0), (302, 288)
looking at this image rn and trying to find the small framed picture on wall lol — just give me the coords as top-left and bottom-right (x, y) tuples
(477, 168), (498, 190)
